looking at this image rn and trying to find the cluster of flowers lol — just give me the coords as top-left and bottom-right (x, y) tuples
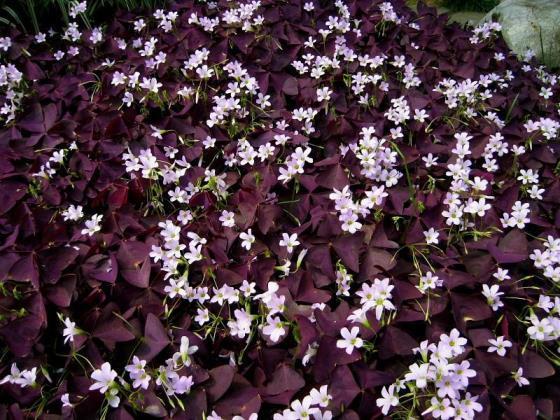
(500, 201), (531, 229)
(272, 386), (333, 420)
(350, 277), (395, 323)
(151, 220), (204, 276)
(0, 60), (24, 123)
(91, 336), (197, 407)
(278, 146), (314, 184)
(526, 236), (560, 346)
(434, 75), (507, 113)
(328, 183), (386, 234)
(525, 117), (560, 141)
(151, 217), (298, 345)
(385, 96), (411, 126)
(0, 363), (37, 388)
(439, 132), (495, 230)
(376, 329), (484, 419)
(379, 2), (401, 23)
(0, 0), (560, 418)
(328, 129), (394, 234)
(469, 21), (502, 44)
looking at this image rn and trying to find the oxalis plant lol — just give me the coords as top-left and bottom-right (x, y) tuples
(0, 0), (559, 419)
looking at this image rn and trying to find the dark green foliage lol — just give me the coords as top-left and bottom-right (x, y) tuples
(442, 0), (499, 12)
(0, 0), (167, 33)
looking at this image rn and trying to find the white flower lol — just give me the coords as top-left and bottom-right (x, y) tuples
(540, 87), (553, 100)
(150, 125), (165, 140)
(132, 368), (151, 389)
(404, 363), (431, 388)
(228, 308), (254, 339)
(219, 210), (235, 228)
(313, 411), (333, 420)
(171, 375), (194, 395)
(462, 392), (483, 417)
(376, 385), (399, 415)
(481, 284), (504, 311)
(81, 214), (103, 236)
(438, 328), (467, 357)
(316, 87), (332, 102)
(125, 356), (151, 389)
(206, 411), (223, 420)
(454, 360), (477, 388)
(240, 229), (255, 250)
(89, 362), (117, 394)
(336, 326), (363, 355)
(140, 77), (162, 93)
(423, 227), (439, 245)
(512, 367), (529, 387)
(187, 232), (207, 249)
(211, 284), (237, 305)
(358, 277), (395, 320)
(195, 308), (210, 325)
(487, 336), (512, 357)
(134, 19), (146, 32)
(290, 396), (319, 419)
(517, 169), (539, 185)
(62, 205), (84, 222)
(527, 315), (554, 341)
(258, 143), (276, 161)
(89, 27), (103, 45)
(279, 232), (300, 254)
(254, 281), (279, 304)
(61, 393), (73, 408)
(412, 340), (432, 360)
(14, 367), (37, 388)
(0, 363), (21, 385)
(414, 109), (429, 123)
(184, 243), (203, 264)
(309, 385), (332, 408)
(493, 267), (510, 282)
(173, 336), (198, 368)
(62, 317), (78, 344)
(164, 278), (187, 299)
(240, 280), (256, 297)
(340, 212), (362, 234)
(0, 363), (41, 389)
(256, 93), (271, 108)
(69, 1), (87, 18)
(125, 356), (146, 377)
(203, 136), (216, 149)
(0, 36), (12, 51)
(422, 153), (438, 168)
(302, 343), (318, 366)
(111, 71), (127, 86)
(422, 396), (454, 419)
(262, 316), (286, 342)
(106, 388), (120, 407)
(528, 185), (545, 200)
(196, 64), (214, 79)
(417, 271), (442, 293)
(123, 92), (134, 106)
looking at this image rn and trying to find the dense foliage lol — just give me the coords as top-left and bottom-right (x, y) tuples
(441, 0), (499, 13)
(0, 0), (559, 419)
(0, 0), (166, 33)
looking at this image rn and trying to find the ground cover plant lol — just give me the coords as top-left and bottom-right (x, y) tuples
(0, 0), (559, 418)
(0, 0), (166, 33)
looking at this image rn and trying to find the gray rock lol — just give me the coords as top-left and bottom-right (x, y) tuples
(483, 0), (560, 68)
